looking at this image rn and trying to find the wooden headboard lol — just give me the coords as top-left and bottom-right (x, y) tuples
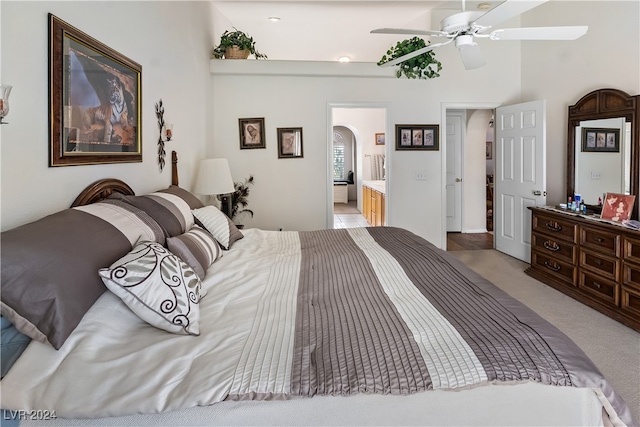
(71, 151), (180, 207)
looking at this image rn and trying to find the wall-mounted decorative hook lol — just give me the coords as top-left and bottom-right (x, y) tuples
(155, 99), (167, 170)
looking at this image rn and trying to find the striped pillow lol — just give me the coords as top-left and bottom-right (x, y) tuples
(167, 226), (222, 279)
(76, 199), (166, 246)
(121, 192), (194, 238)
(192, 206), (244, 250)
(157, 185), (204, 210)
(0, 200), (165, 350)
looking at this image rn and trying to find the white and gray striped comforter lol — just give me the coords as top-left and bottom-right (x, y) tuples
(1, 227), (634, 426)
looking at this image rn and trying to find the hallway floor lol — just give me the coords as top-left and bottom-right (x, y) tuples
(333, 201), (369, 228)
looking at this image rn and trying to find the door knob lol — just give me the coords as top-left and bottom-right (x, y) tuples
(533, 190), (546, 196)
(455, 178), (462, 182)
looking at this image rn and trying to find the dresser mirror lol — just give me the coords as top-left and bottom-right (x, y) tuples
(567, 88), (640, 218)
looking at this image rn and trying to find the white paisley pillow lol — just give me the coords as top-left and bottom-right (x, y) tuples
(99, 241), (204, 335)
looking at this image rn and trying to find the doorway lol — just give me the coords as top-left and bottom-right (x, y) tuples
(442, 103), (500, 251)
(328, 104), (390, 229)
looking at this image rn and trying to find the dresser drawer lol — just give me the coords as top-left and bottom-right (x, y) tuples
(580, 227), (620, 256)
(621, 285), (640, 319)
(578, 271), (619, 306)
(531, 250), (576, 285)
(623, 236), (640, 264)
(532, 213), (578, 243)
(579, 249), (619, 281)
(531, 233), (576, 264)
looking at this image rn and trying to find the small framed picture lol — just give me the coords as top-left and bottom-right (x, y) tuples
(277, 127), (303, 158)
(239, 118), (266, 149)
(375, 133), (385, 145)
(582, 127), (620, 152)
(486, 141), (492, 159)
(600, 193), (636, 222)
(395, 124), (439, 151)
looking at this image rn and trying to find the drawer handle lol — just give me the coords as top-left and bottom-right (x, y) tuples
(543, 240), (560, 251)
(593, 282), (602, 289)
(544, 261), (561, 272)
(595, 237), (604, 243)
(594, 259), (602, 266)
(545, 222), (563, 232)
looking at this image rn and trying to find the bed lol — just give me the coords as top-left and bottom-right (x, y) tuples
(0, 165), (636, 426)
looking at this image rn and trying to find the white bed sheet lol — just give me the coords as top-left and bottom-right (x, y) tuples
(1, 229), (614, 425)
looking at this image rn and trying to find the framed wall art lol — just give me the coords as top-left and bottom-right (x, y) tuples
(395, 124), (439, 151)
(486, 141), (493, 159)
(581, 127), (620, 152)
(49, 14), (142, 167)
(601, 192), (636, 222)
(277, 127), (303, 158)
(239, 118), (266, 149)
(375, 133), (385, 145)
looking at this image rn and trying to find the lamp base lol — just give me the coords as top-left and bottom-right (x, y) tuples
(220, 194), (233, 219)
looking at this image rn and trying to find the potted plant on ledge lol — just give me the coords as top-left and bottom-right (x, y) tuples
(211, 29), (268, 60)
(378, 37), (442, 80)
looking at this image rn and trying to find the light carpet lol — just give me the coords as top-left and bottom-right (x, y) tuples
(451, 249), (640, 424)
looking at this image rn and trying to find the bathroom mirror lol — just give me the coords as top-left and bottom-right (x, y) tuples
(567, 88), (639, 218)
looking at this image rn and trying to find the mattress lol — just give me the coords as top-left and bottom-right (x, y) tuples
(1, 227), (634, 426)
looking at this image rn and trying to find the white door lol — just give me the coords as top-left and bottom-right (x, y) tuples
(495, 100), (547, 262)
(446, 111), (464, 232)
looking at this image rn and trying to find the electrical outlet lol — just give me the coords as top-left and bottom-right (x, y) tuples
(591, 171), (601, 180)
(415, 171), (428, 181)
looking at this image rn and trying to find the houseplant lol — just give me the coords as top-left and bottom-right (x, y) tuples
(378, 37), (442, 80)
(219, 175), (255, 226)
(211, 29), (268, 60)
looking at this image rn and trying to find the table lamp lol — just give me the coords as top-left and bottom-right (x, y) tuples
(193, 158), (235, 218)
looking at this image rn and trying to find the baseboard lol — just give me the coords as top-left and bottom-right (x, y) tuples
(461, 228), (489, 233)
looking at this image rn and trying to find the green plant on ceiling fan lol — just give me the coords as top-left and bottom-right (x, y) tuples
(378, 37), (442, 80)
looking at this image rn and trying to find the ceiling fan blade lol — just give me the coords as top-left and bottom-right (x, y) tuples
(371, 28), (449, 38)
(379, 42), (445, 68)
(458, 43), (486, 70)
(489, 26), (588, 40)
(473, 0), (549, 30)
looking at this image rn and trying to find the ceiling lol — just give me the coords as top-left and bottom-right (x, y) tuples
(210, 0), (506, 62)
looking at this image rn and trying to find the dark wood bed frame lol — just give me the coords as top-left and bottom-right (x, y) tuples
(71, 151), (180, 207)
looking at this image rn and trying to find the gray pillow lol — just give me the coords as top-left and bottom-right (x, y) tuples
(1, 201), (164, 349)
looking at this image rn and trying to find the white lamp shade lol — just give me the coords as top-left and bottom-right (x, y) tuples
(193, 158), (235, 195)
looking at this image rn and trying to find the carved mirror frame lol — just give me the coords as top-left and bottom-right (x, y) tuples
(567, 88), (640, 218)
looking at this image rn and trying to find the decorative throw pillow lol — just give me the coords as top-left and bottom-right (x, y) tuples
(1, 316), (31, 378)
(120, 192), (194, 238)
(1, 200), (164, 350)
(192, 206), (244, 250)
(157, 185), (205, 210)
(167, 226), (222, 279)
(99, 241), (204, 335)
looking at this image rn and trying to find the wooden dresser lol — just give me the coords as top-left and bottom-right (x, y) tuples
(526, 207), (640, 332)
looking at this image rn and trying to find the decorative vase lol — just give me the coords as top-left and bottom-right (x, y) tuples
(224, 46), (250, 59)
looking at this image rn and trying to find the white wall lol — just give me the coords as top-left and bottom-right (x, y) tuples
(0, 1), (213, 231)
(521, 1), (640, 206)
(210, 57), (522, 244)
(463, 109), (492, 233)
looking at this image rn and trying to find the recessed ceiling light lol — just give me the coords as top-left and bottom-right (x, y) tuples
(268, 16), (281, 22)
(477, 3), (492, 10)
(338, 56), (351, 63)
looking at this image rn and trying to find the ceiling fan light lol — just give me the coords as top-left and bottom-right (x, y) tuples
(455, 34), (476, 48)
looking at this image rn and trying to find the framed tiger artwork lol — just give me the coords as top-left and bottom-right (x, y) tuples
(49, 14), (142, 166)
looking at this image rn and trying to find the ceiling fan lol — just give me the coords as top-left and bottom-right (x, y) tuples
(371, 0), (588, 70)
